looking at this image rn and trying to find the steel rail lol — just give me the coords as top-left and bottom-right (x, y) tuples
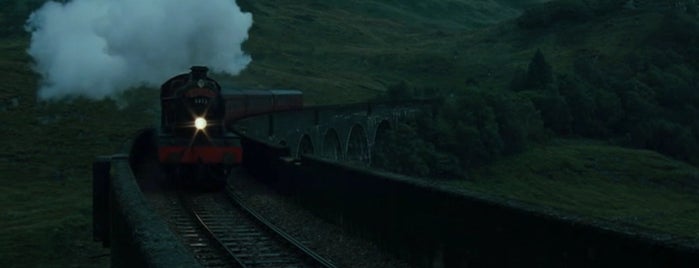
(224, 185), (337, 268)
(180, 193), (248, 268)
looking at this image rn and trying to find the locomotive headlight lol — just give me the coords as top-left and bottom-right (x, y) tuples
(194, 117), (207, 130)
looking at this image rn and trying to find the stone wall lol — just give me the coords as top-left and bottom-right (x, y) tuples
(239, 135), (699, 267)
(94, 128), (200, 267)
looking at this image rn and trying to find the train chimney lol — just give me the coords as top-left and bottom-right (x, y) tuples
(190, 66), (209, 80)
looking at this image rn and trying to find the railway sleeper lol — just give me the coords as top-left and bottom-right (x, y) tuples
(234, 253), (286, 258)
(242, 258), (304, 265)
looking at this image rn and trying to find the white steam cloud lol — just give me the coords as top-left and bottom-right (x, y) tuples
(25, 0), (253, 100)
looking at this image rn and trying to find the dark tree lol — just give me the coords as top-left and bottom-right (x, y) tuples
(526, 49), (554, 90)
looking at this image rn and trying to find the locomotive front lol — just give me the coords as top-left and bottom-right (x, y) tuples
(160, 66), (224, 136)
(158, 66), (240, 187)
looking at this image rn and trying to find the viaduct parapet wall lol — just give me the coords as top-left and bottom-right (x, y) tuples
(93, 129), (200, 268)
(234, 123), (699, 267)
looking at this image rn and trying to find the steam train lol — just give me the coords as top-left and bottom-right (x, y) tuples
(158, 66), (302, 188)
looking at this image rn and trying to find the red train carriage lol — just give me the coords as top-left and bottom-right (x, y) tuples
(158, 66), (302, 188)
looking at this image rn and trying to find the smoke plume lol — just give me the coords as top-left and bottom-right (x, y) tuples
(25, 0), (253, 100)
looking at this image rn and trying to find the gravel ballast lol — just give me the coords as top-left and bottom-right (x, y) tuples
(227, 168), (410, 267)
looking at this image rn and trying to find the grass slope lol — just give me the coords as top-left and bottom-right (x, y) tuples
(455, 140), (699, 238)
(222, 0), (671, 105)
(0, 36), (156, 267)
(220, 0), (547, 104)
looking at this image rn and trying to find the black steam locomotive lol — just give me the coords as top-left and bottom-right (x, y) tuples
(158, 66), (302, 188)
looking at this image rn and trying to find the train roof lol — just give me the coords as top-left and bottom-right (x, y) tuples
(269, 89), (303, 95)
(221, 88), (303, 95)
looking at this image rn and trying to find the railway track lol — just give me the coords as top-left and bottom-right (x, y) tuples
(146, 191), (237, 267)
(147, 188), (335, 268)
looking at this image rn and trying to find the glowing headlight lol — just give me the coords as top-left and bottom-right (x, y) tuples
(194, 117), (207, 130)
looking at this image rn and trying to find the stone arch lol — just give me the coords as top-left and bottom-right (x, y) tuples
(346, 124), (369, 164)
(322, 129), (341, 160)
(371, 120), (392, 167)
(297, 134), (314, 157)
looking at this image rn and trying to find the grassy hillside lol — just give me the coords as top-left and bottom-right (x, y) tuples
(1, 0), (698, 266)
(224, 0), (696, 107)
(0, 37), (155, 267)
(221, 0), (548, 103)
(455, 140), (699, 238)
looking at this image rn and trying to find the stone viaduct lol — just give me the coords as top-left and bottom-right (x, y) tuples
(231, 101), (436, 164)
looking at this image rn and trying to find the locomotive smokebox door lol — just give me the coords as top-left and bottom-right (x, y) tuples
(92, 156), (111, 247)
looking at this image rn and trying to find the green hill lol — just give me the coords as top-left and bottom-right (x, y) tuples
(455, 140), (699, 238)
(222, 0), (550, 103)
